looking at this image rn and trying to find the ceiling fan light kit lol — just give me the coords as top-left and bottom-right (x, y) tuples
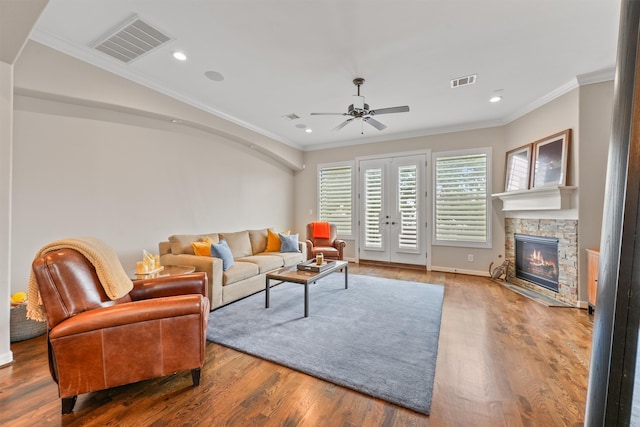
(352, 95), (366, 111)
(311, 77), (410, 133)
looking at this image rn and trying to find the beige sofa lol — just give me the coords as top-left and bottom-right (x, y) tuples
(159, 229), (306, 309)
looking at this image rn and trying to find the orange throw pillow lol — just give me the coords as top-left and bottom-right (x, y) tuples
(191, 236), (214, 256)
(265, 229), (289, 252)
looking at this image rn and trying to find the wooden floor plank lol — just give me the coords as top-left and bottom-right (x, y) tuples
(0, 265), (591, 426)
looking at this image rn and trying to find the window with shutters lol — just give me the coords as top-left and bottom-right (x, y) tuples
(433, 148), (492, 248)
(318, 162), (354, 238)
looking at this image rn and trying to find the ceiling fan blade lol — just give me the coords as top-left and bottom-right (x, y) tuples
(364, 117), (387, 131)
(311, 112), (347, 116)
(369, 106), (410, 115)
(332, 118), (354, 131)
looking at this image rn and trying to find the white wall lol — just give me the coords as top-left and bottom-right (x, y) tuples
(502, 84), (614, 303)
(10, 51), (296, 293)
(1, 60), (14, 365)
(0, 0), (49, 366)
(295, 127), (507, 274)
(296, 85), (614, 284)
(7, 34), (614, 306)
(578, 81), (614, 301)
(503, 88), (580, 219)
(15, 41), (304, 171)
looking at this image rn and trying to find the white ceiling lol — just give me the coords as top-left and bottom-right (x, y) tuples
(29, 0), (621, 151)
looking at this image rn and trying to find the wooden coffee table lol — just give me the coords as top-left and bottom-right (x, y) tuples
(265, 260), (348, 317)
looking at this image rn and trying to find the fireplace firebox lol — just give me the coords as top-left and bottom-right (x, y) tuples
(514, 234), (560, 292)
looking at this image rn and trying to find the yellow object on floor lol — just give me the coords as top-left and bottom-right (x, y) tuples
(11, 292), (27, 304)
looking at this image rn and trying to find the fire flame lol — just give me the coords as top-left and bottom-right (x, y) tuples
(528, 249), (558, 276)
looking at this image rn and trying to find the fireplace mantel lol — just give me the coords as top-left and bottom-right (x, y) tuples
(492, 186), (577, 211)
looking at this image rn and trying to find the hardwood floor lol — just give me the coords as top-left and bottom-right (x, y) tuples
(1, 265), (592, 426)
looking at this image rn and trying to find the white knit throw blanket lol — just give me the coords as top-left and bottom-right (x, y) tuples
(27, 237), (133, 322)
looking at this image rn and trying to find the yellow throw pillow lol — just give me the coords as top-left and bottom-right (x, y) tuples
(191, 236), (214, 256)
(265, 229), (289, 252)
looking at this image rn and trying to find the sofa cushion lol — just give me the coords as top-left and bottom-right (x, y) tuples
(204, 233), (220, 244)
(169, 233), (219, 254)
(159, 241), (172, 256)
(248, 229), (268, 255)
(279, 233), (300, 253)
(219, 231), (252, 258)
(211, 240), (235, 271)
(223, 261), (259, 285)
(310, 246), (339, 257)
(169, 234), (201, 255)
(237, 255), (284, 273)
(277, 251), (305, 267)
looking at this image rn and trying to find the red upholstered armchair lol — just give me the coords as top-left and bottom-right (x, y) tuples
(305, 222), (346, 261)
(31, 248), (209, 414)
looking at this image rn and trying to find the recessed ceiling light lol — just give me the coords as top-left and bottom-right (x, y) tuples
(172, 51), (187, 61)
(490, 95), (503, 103)
(295, 124), (307, 129)
(305, 128), (313, 133)
(204, 70), (224, 81)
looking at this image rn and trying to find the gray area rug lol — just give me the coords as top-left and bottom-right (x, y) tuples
(206, 273), (444, 414)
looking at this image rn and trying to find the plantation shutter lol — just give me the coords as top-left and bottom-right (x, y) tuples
(434, 152), (488, 243)
(364, 168), (383, 248)
(319, 165), (352, 236)
(398, 165), (418, 249)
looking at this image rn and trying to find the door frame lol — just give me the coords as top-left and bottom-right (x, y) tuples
(354, 149), (432, 270)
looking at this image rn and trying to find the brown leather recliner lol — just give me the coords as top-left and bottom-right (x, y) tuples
(31, 248), (210, 414)
(305, 223), (346, 261)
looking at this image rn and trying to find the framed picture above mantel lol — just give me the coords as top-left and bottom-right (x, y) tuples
(502, 129), (572, 192)
(530, 129), (571, 188)
(504, 144), (533, 192)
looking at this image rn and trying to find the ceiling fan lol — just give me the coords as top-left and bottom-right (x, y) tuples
(311, 78), (410, 132)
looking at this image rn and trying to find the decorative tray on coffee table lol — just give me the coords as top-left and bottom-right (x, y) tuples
(297, 259), (336, 273)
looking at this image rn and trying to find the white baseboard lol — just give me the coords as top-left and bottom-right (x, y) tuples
(0, 350), (14, 367)
(431, 266), (490, 277)
(576, 300), (589, 309)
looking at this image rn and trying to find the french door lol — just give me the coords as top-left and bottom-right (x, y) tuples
(359, 154), (427, 265)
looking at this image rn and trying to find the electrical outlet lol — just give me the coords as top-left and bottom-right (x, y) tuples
(308, 209), (313, 215)
(467, 254), (474, 262)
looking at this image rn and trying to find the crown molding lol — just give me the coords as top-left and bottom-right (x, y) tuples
(577, 67), (616, 85)
(28, 29), (303, 151)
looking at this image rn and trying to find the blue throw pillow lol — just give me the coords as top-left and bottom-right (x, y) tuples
(279, 233), (300, 253)
(211, 240), (234, 271)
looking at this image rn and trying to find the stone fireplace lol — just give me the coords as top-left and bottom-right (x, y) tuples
(505, 218), (578, 305)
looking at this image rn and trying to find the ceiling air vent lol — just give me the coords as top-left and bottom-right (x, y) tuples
(92, 15), (172, 63)
(282, 113), (300, 121)
(450, 74), (477, 88)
